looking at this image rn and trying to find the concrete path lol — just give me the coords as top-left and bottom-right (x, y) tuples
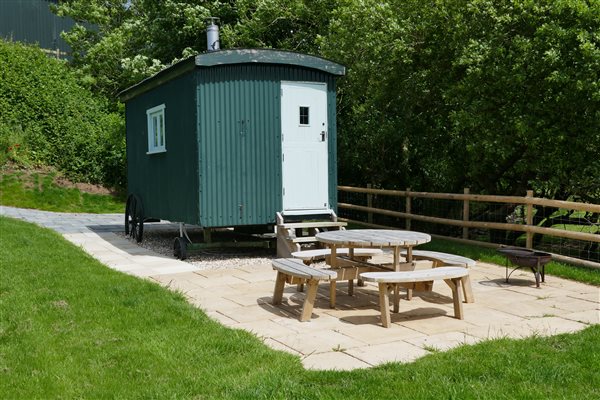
(2, 205), (599, 370)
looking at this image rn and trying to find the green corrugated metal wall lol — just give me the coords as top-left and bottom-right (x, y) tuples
(196, 64), (337, 227)
(126, 72), (200, 225)
(125, 61), (339, 228)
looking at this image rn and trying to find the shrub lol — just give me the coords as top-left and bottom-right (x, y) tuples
(0, 40), (125, 188)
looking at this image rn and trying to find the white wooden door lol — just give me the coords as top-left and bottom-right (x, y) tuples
(281, 81), (329, 212)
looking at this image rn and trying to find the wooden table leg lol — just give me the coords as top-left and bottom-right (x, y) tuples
(462, 275), (474, 303)
(300, 279), (319, 322)
(330, 244), (338, 268)
(399, 246), (413, 300)
(378, 282), (391, 328)
(348, 247), (355, 295)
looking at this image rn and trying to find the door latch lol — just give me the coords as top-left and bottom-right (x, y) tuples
(320, 131), (327, 142)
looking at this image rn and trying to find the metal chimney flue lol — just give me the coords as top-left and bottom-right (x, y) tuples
(206, 17), (220, 52)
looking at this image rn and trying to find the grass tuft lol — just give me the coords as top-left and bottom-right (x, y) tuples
(0, 170), (124, 213)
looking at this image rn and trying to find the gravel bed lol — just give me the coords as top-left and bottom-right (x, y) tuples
(117, 224), (277, 270)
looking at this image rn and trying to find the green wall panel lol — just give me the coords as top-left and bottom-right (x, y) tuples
(126, 72), (200, 225)
(125, 59), (340, 228)
(197, 64), (337, 227)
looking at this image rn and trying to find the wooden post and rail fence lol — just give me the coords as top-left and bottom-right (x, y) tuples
(337, 186), (600, 269)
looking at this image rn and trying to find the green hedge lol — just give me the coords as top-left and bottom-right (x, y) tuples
(0, 40), (125, 187)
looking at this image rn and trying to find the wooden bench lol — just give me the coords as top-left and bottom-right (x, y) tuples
(401, 250), (475, 302)
(272, 258), (337, 322)
(401, 250), (476, 268)
(360, 267), (471, 328)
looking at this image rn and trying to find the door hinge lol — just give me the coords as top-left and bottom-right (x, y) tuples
(283, 187), (286, 196)
(282, 153), (284, 162)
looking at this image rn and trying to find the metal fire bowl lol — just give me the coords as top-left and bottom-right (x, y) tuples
(497, 247), (552, 268)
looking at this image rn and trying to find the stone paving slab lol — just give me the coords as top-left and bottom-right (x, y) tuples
(2, 206), (599, 371)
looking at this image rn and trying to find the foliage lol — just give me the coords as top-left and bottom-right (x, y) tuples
(53, 0), (215, 97)
(0, 125), (32, 167)
(2, 216), (600, 398)
(53, 0), (339, 97)
(0, 170), (124, 213)
(0, 40), (126, 187)
(53, 0), (600, 201)
(219, 0), (341, 54)
(322, 0), (600, 200)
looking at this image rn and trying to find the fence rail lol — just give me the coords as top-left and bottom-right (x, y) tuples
(337, 186), (600, 269)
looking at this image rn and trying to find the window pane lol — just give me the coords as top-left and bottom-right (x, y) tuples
(299, 106), (309, 125)
(159, 114), (164, 146)
(153, 116), (158, 147)
(147, 105), (166, 153)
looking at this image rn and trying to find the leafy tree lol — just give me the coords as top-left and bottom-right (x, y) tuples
(323, 0), (600, 201)
(0, 40), (125, 187)
(54, 0), (215, 97)
(53, 0), (339, 96)
(54, 0), (600, 202)
(219, 0), (340, 54)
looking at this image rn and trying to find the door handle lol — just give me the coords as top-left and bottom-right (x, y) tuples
(320, 131), (327, 142)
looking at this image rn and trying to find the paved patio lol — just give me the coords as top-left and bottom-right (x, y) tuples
(2, 206), (599, 370)
(149, 259), (598, 370)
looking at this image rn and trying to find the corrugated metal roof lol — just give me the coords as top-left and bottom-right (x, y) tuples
(194, 49), (346, 76)
(119, 49), (345, 102)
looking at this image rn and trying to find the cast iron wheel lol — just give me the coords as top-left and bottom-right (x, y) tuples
(173, 237), (188, 260)
(125, 194), (144, 243)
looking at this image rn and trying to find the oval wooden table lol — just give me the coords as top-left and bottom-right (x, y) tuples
(315, 229), (431, 271)
(315, 229), (432, 307)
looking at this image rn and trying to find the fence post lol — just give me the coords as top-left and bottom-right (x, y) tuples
(405, 188), (412, 230)
(526, 190), (534, 249)
(463, 188), (470, 239)
(367, 183), (373, 224)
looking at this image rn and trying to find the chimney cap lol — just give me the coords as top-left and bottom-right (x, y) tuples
(206, 17), (220, 52)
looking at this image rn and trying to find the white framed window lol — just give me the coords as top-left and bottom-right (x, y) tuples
(299, 106), (310, 126)
(146, 104), (166, 154)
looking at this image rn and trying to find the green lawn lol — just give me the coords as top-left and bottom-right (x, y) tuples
(0, 170), (124, 213)
(1, 216), (599, 399)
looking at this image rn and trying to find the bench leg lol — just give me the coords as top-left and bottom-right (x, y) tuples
(273, 271), (287, 305)
(445, 278), (464, 319)
(462, 275), (474, 303)
(378, 283), (392, 328)
(297, 283), (304, 292)
(348, 279), (354, 296)
(393, 283), (400, 313)
(300, 279), (319, 322)
(329, 280), (337, 309)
